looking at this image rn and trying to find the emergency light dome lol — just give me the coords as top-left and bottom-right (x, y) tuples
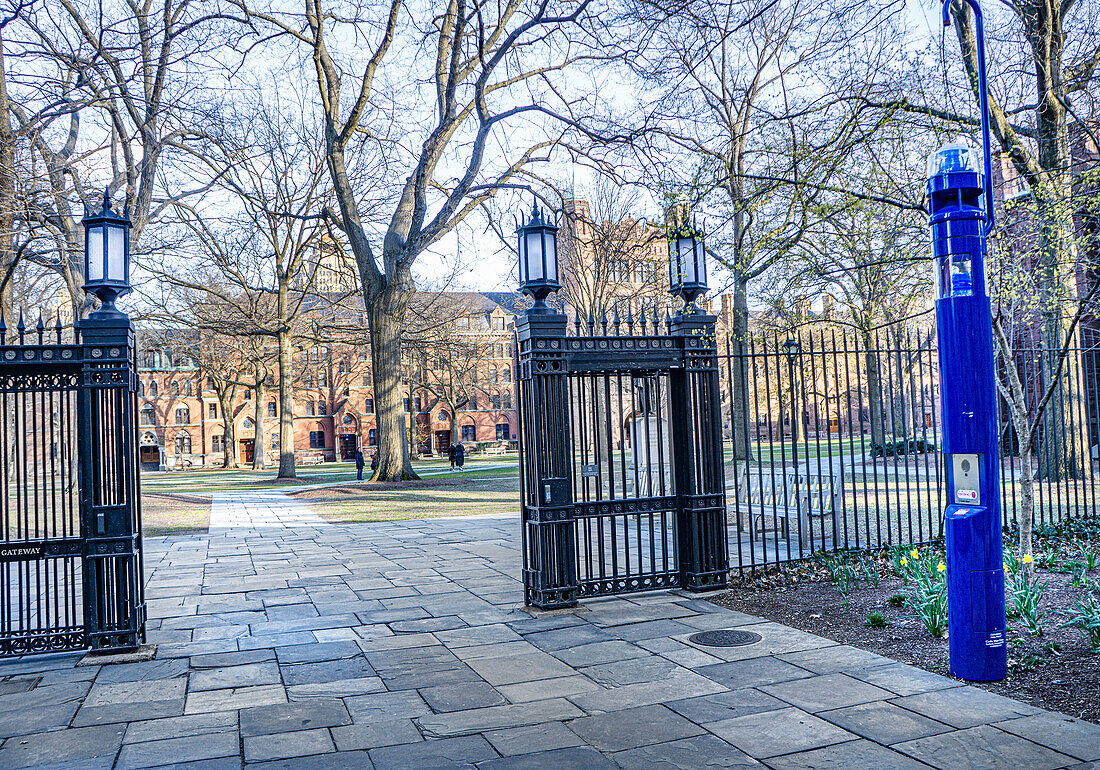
(926, 140), (982, 179)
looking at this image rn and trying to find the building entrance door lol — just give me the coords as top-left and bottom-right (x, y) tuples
(339, 434), (358, 460)
(239, 439), (254, 465)
(140, 445), (161, 470)
(434, 430), (451, 456)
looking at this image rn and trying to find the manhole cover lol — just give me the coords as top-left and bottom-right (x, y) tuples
(688, 629), (762, 648)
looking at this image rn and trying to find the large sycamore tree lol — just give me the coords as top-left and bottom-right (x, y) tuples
(236, 0), (595, 480)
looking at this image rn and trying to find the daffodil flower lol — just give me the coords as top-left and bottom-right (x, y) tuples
(899, 557), (908, 567)
(1022, 554), (1033, 564)
(910, 548), (920, 560)
(937, 562), (946, 573)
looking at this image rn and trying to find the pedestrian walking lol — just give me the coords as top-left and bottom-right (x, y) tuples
(447, 443), (457, 471)
(370, 452), (378, 472)
(355, 449), (365, 481)
(454, 442), (465, 471)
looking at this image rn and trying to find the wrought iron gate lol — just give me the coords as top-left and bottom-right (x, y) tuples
(517, 309), (729, 608)
(0, 313), (144, 656)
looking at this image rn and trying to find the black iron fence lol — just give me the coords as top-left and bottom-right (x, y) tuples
(0, 312), (145, 656)
(517, 308), (728, 608)
(720, 325), (1100, 573)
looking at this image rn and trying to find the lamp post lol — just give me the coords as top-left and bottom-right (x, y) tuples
(82, 189), (132, 317)
(932, 0), (1006, 682)
(782, 337), (801, 445)
(667, 220), (708, 315)
(517, 201), (560, 314)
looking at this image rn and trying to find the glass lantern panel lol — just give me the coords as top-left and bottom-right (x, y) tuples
(517, 231), (527, 283)
(87, 227), (104, 281)
(677, 238), (696, 283)
(694, 239), (706, 285)
(525, 232), (544, 281)
(542, 231), (557, 282)
(107, 224), (126, 282)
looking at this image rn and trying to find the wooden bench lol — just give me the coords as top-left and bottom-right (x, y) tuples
(483, 443), (510, 456)
(728, 465), (841, 547)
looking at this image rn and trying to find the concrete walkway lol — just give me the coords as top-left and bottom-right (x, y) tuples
(0, 492), (1097, 769)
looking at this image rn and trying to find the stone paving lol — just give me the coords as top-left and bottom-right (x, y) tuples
(0, 491), (1098, 769)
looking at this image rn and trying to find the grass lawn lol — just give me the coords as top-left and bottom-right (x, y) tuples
(142, 493), (212, 536)
(140, 456), (519, 495)
(288, 474), (519, 522)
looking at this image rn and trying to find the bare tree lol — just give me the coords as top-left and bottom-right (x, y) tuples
(235, 0), (595, 480)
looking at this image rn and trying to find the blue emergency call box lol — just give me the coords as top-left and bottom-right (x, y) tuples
(929, 140), (1007, 681)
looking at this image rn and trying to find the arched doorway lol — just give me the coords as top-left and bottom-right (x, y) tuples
(338, 413), (359, 460)
(139, 431), (160, 470)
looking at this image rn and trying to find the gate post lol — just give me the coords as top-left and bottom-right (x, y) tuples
(670, 312), (729, 591)
(80, 312), (146, 652)
(517, 310), (578, 609)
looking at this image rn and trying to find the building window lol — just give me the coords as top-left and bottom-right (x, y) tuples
(461, 424), (476, 442)
(170, 381), (179, 397)
(182, 380), (193, 397)
(414, 397), (422, 412)
(208, 403), (217, 419)
(137, 381), (144, 397)
(242, 417), (255, 430)
(491, 393), (501, 410)
(502, 391), (512, 409)
(149, 381), (158, 397)
(492, 316), (505, 330)
(368, 429), (377, 446)
(364, 398), (374, 413)
(490, 368), (498, 383)
(268, 401), (277, 417)
(305, 401), (315, 416)
(501, 365), (511, 383)
(315, 400), (326, 416)
(175, 432), (191, 455)
(206, 377), (214, 391)
(140, 407), (156, 426)
(271, 432), (279, 450)
(244, 388), (252, 400)
(404, 398), (410, 412)
(309, 424), (326, 448)
(212, 435), (225, 452)
(318, 370), (328, 387)
(175, 406), (189, 424)
(437, 411), (449, 424)
(495, 423), (510, 441)
(362, 374), (370, 386)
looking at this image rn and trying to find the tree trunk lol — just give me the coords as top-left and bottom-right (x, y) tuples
(216, 386), (238, 469)
(729, 279), (753, 462)
(252, 376), (266, 471)
(862, 330), (886, 448)
(277, 330), (295, 478)
(368, 287), (419, 481)
(0, 31), (15, 321)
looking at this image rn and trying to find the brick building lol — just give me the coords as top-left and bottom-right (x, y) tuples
(136, 291), (524, 470)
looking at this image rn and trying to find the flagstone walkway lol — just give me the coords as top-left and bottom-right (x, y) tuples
(0, 491), (1098, 769)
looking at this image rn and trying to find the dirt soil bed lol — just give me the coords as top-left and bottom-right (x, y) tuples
(710, 546), (1100, 724)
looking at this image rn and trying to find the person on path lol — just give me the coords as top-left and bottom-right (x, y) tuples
(447, 443), (457, 471)
(370, 452), (378, 472)
(454, 442), (465, 471)
(355, 449), (365, 481)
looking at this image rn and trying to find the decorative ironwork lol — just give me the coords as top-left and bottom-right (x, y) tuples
(517, 306), (729, 608)
(0, 310), (145, 657)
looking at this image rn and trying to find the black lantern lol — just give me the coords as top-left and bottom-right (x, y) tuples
(667, 218), (707, 313)
(517, 201), (559, 313)
(782, 336), (800, 362)
(82, 189), (131, 315)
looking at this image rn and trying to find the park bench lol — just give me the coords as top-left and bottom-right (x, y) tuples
(728, 465), (841, 547)
(483, 442), (510, 456)
(298, 454), (324, 466)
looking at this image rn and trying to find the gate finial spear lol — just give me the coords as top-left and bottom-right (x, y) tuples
(0, 310), (6, 345)
(36, 313), (44, 344)
(54, 313), (63, 344)
(17, 310), (25, 344)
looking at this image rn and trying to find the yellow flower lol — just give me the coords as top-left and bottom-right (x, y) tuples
(937, 562), (946, 573)
(910, 548), (920, 560)
(1022, 554), (1033, 564)
(899, 558), (908, 567)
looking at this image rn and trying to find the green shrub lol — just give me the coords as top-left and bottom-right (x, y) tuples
(1060, 591), (1100, 650)
(904, 548), (948, 638)
(887, 593), (906, 608)
(1006, 557), (1048, 636)
(864, 612), (888, 628)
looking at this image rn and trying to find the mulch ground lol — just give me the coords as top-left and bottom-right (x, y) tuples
(709, 552), (1100, 724)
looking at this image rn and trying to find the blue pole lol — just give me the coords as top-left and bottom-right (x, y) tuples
(930, 0), (1007, 681)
